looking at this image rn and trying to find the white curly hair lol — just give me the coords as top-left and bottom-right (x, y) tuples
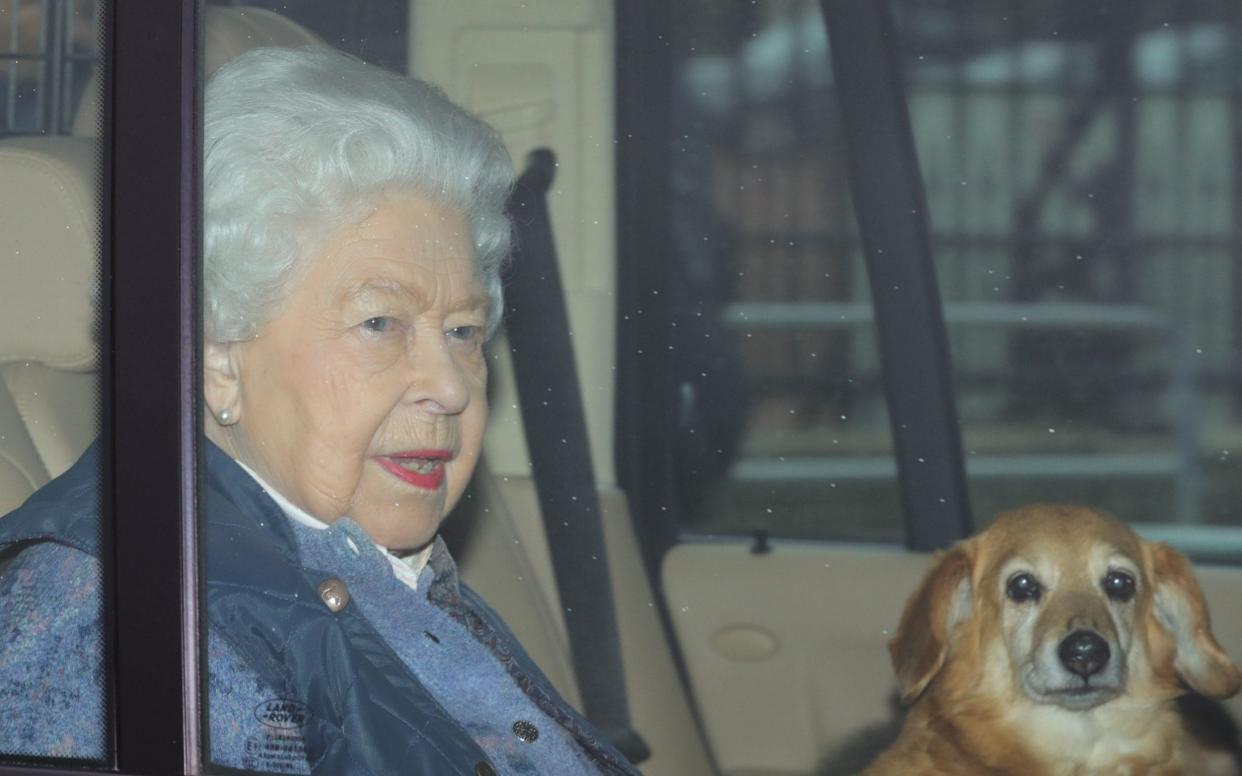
(203, 46), (514, 342)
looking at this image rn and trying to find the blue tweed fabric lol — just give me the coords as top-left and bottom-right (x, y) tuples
(1, 520), (599, 775)
(0, 542), (105, 761)
(0, 440), (638, 774)
(296, 517), (595, 775)
(204, 517), (596, 774)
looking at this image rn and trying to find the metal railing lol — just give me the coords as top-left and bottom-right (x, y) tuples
(722, 300), (1205, 522)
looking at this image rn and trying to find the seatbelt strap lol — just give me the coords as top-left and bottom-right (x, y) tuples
(504, 148), (651, 764)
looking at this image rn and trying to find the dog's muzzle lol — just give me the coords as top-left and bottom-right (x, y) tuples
(1023, 626), (1125, 709)
(1058, 630), (1111, 678)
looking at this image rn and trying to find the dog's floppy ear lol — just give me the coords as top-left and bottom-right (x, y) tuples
(889, 545), (973, 704)
(1146, 541), (1241, 699)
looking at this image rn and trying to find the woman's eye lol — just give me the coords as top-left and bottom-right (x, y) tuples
(1006, 572), (1042, 603)
(447, 325), (481, 344)
(1103, 570), (1136, 602)
(361, 316), (398, 333)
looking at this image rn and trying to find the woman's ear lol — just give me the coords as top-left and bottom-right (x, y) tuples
(1146, 541), (1241, 699)
(204, 341), (243, 426)
(889, 544), (974, 704)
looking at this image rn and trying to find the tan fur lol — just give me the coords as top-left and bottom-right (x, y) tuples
(862, 504), (1242, 776)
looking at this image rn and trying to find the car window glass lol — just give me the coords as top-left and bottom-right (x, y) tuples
(650, 0), (904, 544)
(638, 0), (1242, 558)
(0, 0), (107, 765)
(896, 0), (1242, 560)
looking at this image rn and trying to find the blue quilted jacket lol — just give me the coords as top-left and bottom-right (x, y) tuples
(0, 442), (639, 775)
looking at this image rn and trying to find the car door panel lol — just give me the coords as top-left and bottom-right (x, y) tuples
(664, 541), (1242, 775)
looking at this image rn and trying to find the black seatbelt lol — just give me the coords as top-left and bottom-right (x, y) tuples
(504, 148), (651, 765)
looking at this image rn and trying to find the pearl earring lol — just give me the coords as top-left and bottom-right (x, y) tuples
(218, 409), (231, 424)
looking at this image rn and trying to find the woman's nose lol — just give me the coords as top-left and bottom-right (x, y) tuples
(405, 334), (469, 414)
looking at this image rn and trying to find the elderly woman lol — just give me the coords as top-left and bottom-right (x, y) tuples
(0, 47), (639, 776)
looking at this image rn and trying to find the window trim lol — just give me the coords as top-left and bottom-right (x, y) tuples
(613, 0), (680, 580)
(0, 0), (201, 769)
(105, 0), (202, 771)
(106, 0), (203, 771)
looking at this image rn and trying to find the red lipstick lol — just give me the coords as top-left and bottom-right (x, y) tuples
(376, 449), (451, 491)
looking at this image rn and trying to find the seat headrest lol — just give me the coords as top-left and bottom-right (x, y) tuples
(0, 137), (99, 371)
(203, 6), (323, 73)
(72, 6), (323, 136)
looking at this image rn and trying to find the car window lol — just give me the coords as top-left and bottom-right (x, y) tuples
(619, 0), (906, 547)
(5, 1), (1240, 774)
(0, 0), (107, 765)
(623, 0), (1242, 561)
(895, 0), (1242, 560)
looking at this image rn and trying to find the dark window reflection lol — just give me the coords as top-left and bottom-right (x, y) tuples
(898, 1), (1242, 553)
(666, 0), (902, 543)
(661, 0), (1242, 554)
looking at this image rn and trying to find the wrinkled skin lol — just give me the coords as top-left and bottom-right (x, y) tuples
(205, 193), (490, 551)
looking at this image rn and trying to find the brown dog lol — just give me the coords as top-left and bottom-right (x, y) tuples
(862, 504), (1241, 775)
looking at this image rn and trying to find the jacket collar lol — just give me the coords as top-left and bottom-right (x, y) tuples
(0, 437), (298, 564)
(0, 441), (102, 555)
(0, 438), (462, 600)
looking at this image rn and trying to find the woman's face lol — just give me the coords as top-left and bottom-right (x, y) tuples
(205, 193), (490, 551)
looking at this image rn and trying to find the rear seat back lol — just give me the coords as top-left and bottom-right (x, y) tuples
(71, 6), (323, 136)
(0, 136), (100, 517)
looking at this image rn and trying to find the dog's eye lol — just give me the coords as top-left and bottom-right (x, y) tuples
(1103, 570), (1136, 602)
(1006, 572), (1042, 603)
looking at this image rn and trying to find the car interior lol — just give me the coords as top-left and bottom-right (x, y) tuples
(2, 2), (1242, 775)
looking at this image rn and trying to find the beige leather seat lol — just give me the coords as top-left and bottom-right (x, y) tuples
(72, 6), (323, 136)
(0, 136), (100, 517)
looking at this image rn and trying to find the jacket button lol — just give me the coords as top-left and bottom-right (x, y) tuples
(512, 719), (539, 743)
(473, 762), (496, 776)
(317, 579), (350, 612)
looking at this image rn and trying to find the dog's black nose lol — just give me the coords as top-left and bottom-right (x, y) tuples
(1058, 630), (1110, 678)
